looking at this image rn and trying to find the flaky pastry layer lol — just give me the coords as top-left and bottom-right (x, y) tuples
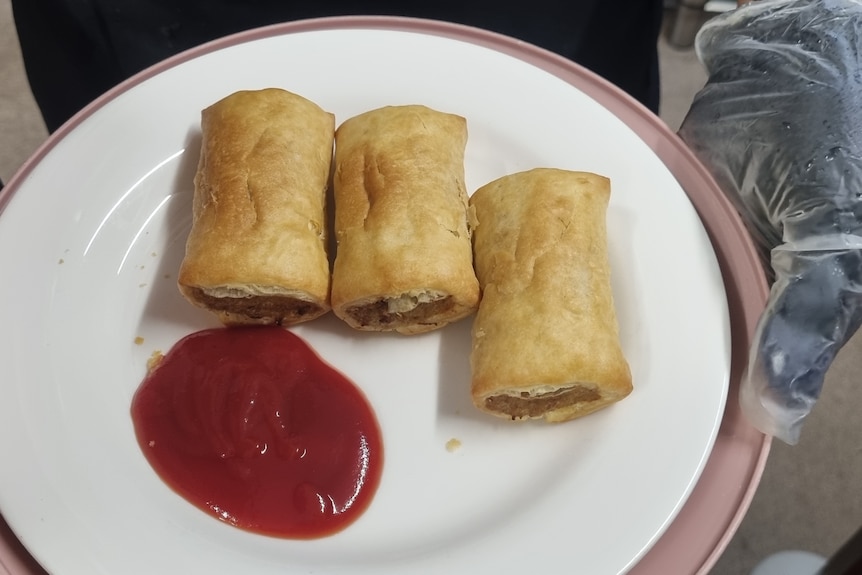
(469, 168), (633, 422)
(330, 105), (480, 334)
(177, 88), (335, 326)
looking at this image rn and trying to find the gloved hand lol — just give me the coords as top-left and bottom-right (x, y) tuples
(679, 0), (862, 444)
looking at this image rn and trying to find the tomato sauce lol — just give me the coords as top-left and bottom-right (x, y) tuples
(130, 326), (383, 539)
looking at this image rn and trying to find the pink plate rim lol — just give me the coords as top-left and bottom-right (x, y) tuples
(0, 15), (771, 575)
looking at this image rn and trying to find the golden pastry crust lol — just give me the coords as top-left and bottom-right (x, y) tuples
(330, 105), (480, 334)
(469, 168), (632, 422)
(178, 88), (335, 326)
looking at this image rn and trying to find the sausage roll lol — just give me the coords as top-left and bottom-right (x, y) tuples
(178, 88), (334, 326)
(469, 168), (632, 422)
(330, 105), (480, 334)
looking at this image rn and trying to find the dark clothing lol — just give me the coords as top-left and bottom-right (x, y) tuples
(12, 0), (663, 133)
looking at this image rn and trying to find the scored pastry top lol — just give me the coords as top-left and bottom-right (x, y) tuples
(330, 104), (480, 334)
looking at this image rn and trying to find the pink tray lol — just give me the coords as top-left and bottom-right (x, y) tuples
(0, 16), (770, 575)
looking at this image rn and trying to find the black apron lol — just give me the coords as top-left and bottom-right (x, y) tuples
(11, 0), (663, 132)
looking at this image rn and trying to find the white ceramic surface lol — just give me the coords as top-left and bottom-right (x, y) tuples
(0, 27), (730, 575)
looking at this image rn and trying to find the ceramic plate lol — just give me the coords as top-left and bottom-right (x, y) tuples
(0, 26), (730, 575)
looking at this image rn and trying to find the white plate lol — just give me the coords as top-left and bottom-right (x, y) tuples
(0, 26), (730, 575)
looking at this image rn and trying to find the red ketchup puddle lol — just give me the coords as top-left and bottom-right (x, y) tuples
(130, 326), (383, 539)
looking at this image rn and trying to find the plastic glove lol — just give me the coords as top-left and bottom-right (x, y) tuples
(678, 0), (862, 444)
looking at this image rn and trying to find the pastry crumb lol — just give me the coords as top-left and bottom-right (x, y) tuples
(134, 336), (145, 345)
(147, 350), (164, 373)
(151, 252), (157, 257)
(58, 258), (64, 264)
(445, 438), (462, 453)
(139, 283), (147, 288)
